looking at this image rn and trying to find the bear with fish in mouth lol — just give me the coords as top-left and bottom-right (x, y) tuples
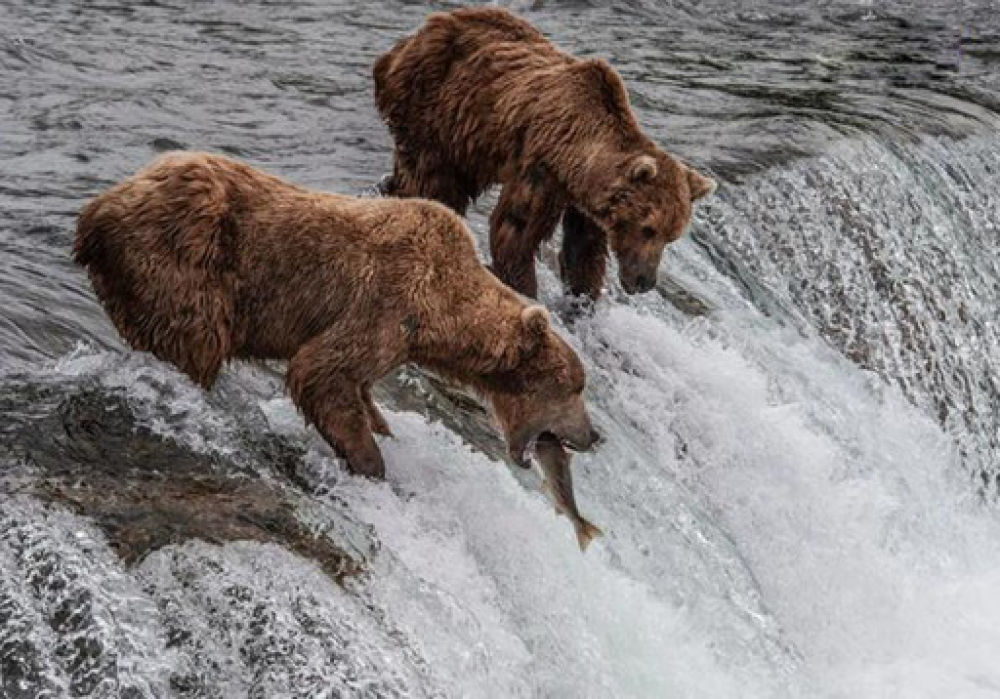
(374, 6), (717, 300)
(73, 152), (600, 479)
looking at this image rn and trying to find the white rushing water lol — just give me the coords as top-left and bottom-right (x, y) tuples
(5, 133), (1000, 697)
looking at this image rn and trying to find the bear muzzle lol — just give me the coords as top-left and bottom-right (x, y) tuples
(617, 251), (661, 294)
(619, 266), (658, 294)
(508, 417), (600, 468)
(561, 426), (602, 453)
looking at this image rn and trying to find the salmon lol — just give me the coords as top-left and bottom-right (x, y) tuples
(534, 433), (602, 551)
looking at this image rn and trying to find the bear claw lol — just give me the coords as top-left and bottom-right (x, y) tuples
(346, 452), (386, 480)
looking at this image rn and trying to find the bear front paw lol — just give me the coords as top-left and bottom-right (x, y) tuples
(346, 449), (387, 480)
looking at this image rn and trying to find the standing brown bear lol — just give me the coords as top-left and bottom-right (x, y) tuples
(374, 6), (717, 300)
(74, 152), (599, 479)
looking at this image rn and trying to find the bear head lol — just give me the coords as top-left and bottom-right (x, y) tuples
(489, 306), (599, 466)
(584, 149), (716, 293)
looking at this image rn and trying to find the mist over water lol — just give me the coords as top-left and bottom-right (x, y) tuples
(3, 1), (1000, 696)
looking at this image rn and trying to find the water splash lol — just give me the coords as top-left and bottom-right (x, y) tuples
(699, 134), (1000, 493)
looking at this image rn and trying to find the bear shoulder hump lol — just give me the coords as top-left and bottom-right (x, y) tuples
(416, 200), (477, 248)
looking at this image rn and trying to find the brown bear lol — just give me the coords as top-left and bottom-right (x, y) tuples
(374, 6), (717, 300)
(74, 152), (599, 479)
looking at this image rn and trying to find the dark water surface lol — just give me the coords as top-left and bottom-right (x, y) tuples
(3, 1), (1000, 696)
(2, 0), (998, 365)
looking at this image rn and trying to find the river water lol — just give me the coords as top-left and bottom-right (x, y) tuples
(3, 0), (1000, 696)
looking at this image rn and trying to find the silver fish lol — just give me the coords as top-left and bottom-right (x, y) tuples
(534, 433), (602, 551)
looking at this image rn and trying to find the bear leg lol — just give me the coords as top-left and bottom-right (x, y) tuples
(386, 152), (473, 216)
(559, 206), (608, 301)
(315, 399), (386, 479)
(489, 176), (564, 298)
(287, 345), (393, 480)
(361, 385), (393, 437)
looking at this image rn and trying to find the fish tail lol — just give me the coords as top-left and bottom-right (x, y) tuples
(575, 519), (603, 552)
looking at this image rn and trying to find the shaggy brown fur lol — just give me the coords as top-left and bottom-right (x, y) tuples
(74, 152), (599, 478)
(374, 7), (717, 299)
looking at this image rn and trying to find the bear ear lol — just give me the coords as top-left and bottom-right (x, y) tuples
(520, 305), (550, 352)
(688, 169), (717, 201)
(629, 155), (658, 183)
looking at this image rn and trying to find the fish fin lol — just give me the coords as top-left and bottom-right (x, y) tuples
(575, 519), (603, 552)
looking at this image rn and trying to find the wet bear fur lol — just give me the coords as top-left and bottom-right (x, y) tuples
(374, 6), (716, 299)
(74, 152), (599, 478)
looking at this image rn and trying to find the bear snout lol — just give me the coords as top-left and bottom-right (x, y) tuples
(562, 424), (601, 453)
(550, 402), (600, 453)
(620, 267), (658, 294)
(589, 428), (602, 448)
(616, 249), (662, 294)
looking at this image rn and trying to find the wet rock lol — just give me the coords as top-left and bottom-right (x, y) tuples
(149, 137), (186, 152)
(656, 274), (713, 317)
(0, 382), (367, 584)
(41, 477), (362, 584)
(375, 365), (510, 464)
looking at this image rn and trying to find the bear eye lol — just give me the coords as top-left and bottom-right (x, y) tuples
(642, 226), (657, 240)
